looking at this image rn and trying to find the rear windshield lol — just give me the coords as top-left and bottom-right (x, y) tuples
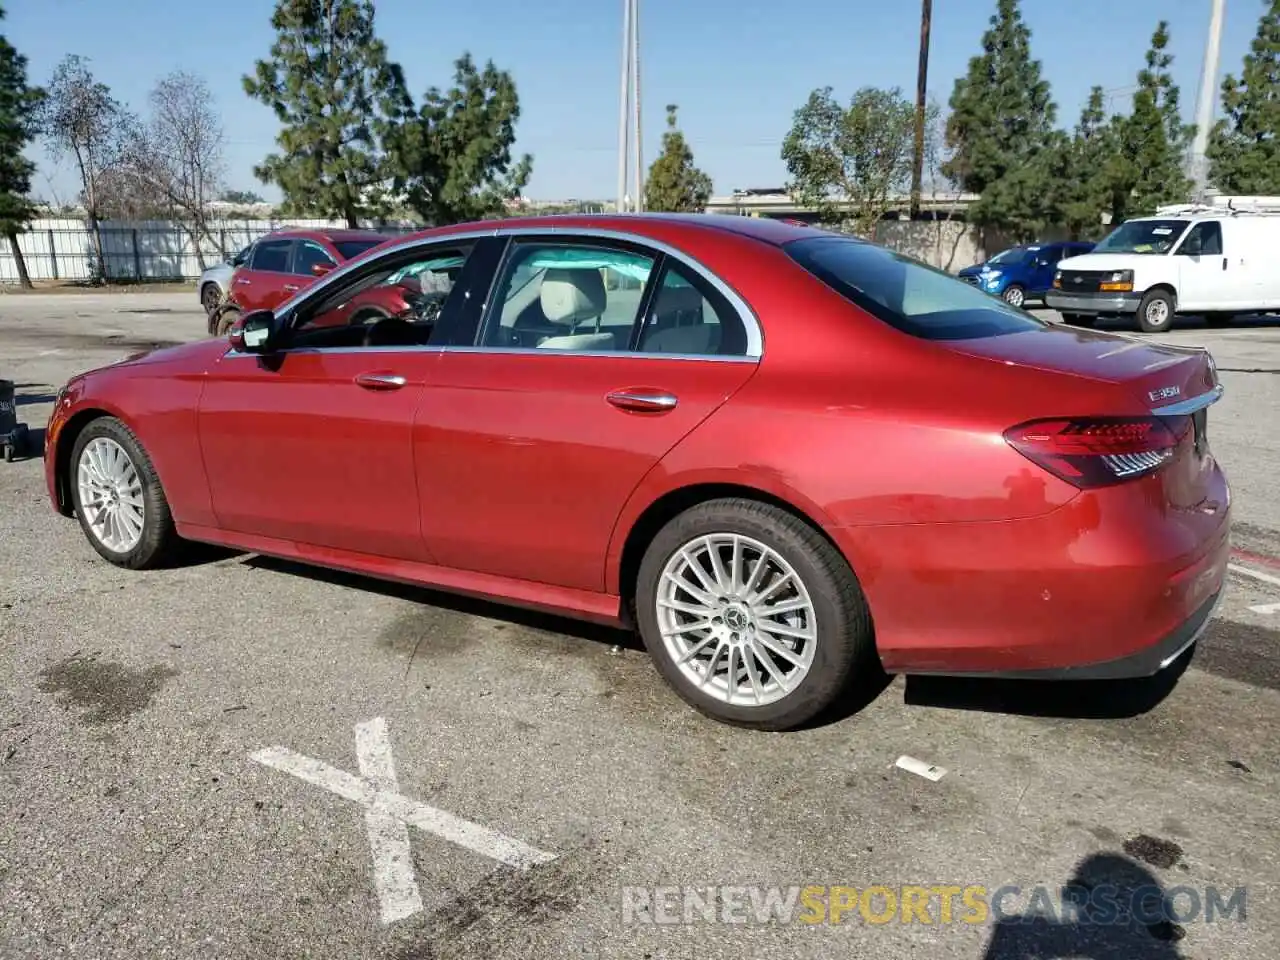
(333, 239), (383, 260)
(784, 236), (1045, 340)
(1091, 219), (1188, 255)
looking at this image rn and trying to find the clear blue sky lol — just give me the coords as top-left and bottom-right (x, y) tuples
(6, 0), (1265, 203)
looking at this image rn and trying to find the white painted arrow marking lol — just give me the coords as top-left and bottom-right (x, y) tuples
(251, 717), (557, 924)
(1248, 601), (1280, 616)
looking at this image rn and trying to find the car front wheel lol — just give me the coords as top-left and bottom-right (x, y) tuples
(635, 498), (875, 730)
(1001, 284), (1026, 309)
(1136, 289), (1176, 333)
(70, 417), (182, 569)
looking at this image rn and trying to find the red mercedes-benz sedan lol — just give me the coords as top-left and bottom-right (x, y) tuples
(44, 214), (1230, 730)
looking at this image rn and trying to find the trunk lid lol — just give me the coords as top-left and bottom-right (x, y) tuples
(946, 324), (1219, 410)
(950, 325), (1221, 507)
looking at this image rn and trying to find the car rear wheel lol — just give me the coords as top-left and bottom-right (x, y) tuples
(1136, 289), (1175, 333)
(635, 498), (874, 730)
(70, 417), (182, 569)
(1001, 284), (1026, 309)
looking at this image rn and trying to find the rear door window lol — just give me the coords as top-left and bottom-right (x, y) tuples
(250, 239), (293, 273)
(293, 240), (338, 275)
(784, 237), (1046, 340)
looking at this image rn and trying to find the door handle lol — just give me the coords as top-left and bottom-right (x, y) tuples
(282, 283), (300, 292)
(354, 372), (407, 390)
(606, 389), (678, 412)
(1222, 257), (1228, 271)
(235, 277), (251, 285)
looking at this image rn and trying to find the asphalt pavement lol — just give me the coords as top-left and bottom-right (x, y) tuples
(1, 291), (1277, 960)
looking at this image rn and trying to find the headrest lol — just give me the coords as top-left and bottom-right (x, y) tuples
(540, 268), (606, 325)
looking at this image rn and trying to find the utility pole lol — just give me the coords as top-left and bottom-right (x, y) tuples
(910, 0), (933, 219)
(631, 0), (644, 212)
(616, 0), (632, 212)
(1188, 0), (1226, 200)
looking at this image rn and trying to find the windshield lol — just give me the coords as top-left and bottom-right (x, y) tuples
(333, 239), (383, 260)
(1091, 219), (1188, 255)
(987, 246), (1033, 266)
(785, 237), (1046, 340)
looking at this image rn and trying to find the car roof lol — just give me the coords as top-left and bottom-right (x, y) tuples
(389, 212), (838, 249)
(264, 228), (389, 243)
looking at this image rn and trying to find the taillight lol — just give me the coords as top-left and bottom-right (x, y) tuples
(1004, 416), (1189, 488)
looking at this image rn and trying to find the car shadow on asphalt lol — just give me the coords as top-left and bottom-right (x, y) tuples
(901, 646), (1194, 720)
(241, 554), (645, 652)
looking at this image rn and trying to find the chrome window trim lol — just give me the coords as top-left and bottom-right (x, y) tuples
(221, 345), (755, 363)
(269, 223), (764, 359)
(1150, 383), (1224, 416)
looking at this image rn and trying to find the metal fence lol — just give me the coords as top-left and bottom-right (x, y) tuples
(0, 217), (422, 285)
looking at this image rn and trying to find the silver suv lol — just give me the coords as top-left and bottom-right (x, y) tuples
(198, 245), (253, 318)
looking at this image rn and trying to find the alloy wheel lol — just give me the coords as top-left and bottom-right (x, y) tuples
(76, 437), (145, 553)
(655, 533), (818, 707)
(1003, 286), (1025, 308)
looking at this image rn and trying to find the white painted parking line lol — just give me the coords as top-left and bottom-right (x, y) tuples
(1228, 563), (1280, 590)
(251, 717), (558, 924)
(1248, 602), (1280, 616)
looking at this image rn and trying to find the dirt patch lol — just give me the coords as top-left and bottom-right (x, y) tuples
(1122, 834), (1184, 870)
(386, 850), (602, 960)
(37, 651), (178, 725)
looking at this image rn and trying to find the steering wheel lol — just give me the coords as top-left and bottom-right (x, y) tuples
(362, 315), (418, 347)
(406, 290), (447, 326)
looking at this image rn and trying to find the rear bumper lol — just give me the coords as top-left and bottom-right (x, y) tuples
(909, 588), (1222, 680)
(1044, 291), (1141, 315)
(836, 463), (1232, 679)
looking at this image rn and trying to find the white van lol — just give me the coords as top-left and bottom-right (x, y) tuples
(1044, 196), (1280, 333)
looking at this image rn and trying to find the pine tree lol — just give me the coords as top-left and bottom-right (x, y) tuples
(243, 0), (409, 226)
(1055, 87), (1121, 239)
(644, 104), (712, 213)
(1207, 0), (1280, 195)
(1112, 21), (1194, 219)
(0, 3), (43, 288)
(943, 0), (1056, 236)
(386, 53), (532, 226)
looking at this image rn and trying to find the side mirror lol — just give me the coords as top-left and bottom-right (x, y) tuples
(236, 309), (282, 354)
(311, 261), (335, 277)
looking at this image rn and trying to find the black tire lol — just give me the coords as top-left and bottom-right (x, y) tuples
(1136, 289), (1176, 333)
(69, 416), (183, 570)
(1061, 313), (1096, 327)
(1001, 284), (1026, 309)
(215, 305), (242, 337)
(201, 283), (222, 316)
(634, 498), (875, 731)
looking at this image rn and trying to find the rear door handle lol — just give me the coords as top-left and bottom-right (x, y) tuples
(606, 389), (678, 412)
(282, 283), (300, 292)
(234, 277), (251, 285)
(355, 372), (407, 390)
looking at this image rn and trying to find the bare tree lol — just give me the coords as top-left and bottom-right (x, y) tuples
(40, 54), (131, 281)
(120, 71), (226, 267)
(923, 100), (968, 272)
(95, 165), (173, 220)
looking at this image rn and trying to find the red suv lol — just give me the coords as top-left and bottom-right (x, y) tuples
(210, 229), (392, 334)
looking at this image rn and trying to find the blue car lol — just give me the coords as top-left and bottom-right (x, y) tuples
(957, 240), (1096, 309)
